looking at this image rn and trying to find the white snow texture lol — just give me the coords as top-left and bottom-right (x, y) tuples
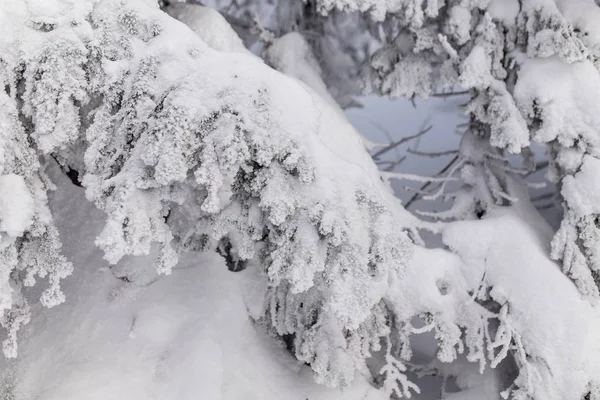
(0, 0), (599, 399)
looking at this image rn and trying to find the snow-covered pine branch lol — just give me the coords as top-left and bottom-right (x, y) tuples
(340, 0), (600, 299)
(312, 0), (600, 398)
(1, 1), (600, 399)
(314, 0), (600, 298)
(0, 0), (417, 388)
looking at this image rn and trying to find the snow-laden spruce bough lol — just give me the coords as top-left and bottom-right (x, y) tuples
(0, 0), (599, 399)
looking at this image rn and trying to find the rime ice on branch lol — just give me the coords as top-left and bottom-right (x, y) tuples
(0, 0), (416, 388)
(1, 1), (600, 399)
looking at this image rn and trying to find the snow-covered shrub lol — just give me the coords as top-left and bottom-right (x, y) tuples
(312, 0), (600, 397)
(0, 19), (74, 356)
(313, 0), (600, 298)
(0, 0), (417, 388)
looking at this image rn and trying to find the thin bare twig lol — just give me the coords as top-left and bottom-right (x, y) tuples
(382, 156), (407, 172)
(407, 148), (458, 158)
(524, 160), (549, 178)
(530, 192), (555, 202)
(370, 120), (400, 157)
(371, 125), (433, 160)
(536, 202), (556, 210)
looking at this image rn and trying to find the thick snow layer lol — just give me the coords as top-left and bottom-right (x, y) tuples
(459, 46), (491, 88)
(0, 0), (416, 389)
(264, 32), (343, 114)
(1, 0), (599, 398)
(514, 56), (600, 151)
(0, 167), (386, 400)
(561, 155), (600, 217)
(383, 191), (600, 399)
(163, 3), (253, 55)
(0, 174), (34, 237)
(556, 0), (600, 55)
(263, 31), (384, 151)
(487, 0), (519, 26)
(443, 207), (600, 400)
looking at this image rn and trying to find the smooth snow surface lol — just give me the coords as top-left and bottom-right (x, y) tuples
(0, 167), (386, 400)
(264, 32), (344, 115)
(487, 0), (519, 26)
(164, 3), (253, 55)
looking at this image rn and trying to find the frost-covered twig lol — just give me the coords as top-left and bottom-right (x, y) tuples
(379, 156), (407, 171)
(437, 34), (458, 61)
(379, 336), (420, 398)
(382, 171), (459, 184)
(404, 155), (460, 209)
